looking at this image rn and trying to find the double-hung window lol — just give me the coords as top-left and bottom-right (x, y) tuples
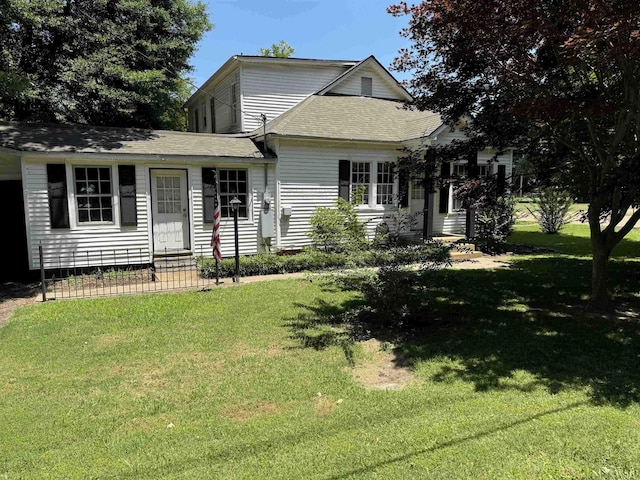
(351, 162), (370, 204)
(218, 169), (248, 218)
(74, 166), (113, 223)
(376, 163), (394, 205)
(342, 160), (396, 207)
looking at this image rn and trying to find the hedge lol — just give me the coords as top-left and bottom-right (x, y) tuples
(197, 243), (451, 279)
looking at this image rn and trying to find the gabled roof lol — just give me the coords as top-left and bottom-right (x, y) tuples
(0, 122), (264, 158)
(316, 55), (413, 102)
(184, 55), (359, 108)
(261, 95), (442, 143)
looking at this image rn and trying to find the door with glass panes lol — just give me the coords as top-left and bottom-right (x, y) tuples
(151, 169), (189, 251)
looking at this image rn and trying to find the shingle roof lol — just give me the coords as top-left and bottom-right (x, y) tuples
(0, 122), (264, 158)
(262, 95), (442, 143)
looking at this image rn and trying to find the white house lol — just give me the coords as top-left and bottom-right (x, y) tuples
(0, 54), (513, 275)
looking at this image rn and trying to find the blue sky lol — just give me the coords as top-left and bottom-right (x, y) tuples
(189, 0), (412, 87)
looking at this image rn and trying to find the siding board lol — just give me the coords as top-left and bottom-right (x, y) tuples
(277, 143), (402, 249)
(242, 64), (350, 131)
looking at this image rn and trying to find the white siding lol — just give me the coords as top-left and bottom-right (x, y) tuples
(211, 70), (241, 133)
(23, 160), (150, 270)
(23, 157), (276, 270)
(328, 65), (403, 100)
(189, 70), (241, 134)
(191, 163), (276, 258)
(241, 64), (350, 131)
(0, 154), (22, 181)
(277, 142), (402, 249)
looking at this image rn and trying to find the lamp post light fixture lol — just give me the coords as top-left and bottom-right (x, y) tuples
(229, 196), (242, 282)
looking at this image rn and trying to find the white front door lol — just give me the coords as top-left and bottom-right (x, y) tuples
(409, 180), (425, 231)
(151, 169), (190, 252)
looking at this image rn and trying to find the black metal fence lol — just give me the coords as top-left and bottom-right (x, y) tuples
(38, 244), (222, 301)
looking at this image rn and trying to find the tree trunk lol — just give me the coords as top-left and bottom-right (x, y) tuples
(590, 244), (611, 310)
(588, 204), (613, 310)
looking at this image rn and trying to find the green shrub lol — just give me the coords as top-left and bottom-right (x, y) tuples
(528, 187), (574, 234)
(308, 197), (367, 252)
(473, 196), (516, 254)
(197, 243), (450, 279)
(325, 248), (451, 334)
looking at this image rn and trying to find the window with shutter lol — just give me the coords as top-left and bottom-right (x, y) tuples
(74, 166), (113, 223)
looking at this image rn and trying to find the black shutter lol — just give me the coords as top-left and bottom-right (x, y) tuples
(398, 168), (409, 208)
(202, 167), (217, 223)
(338, 160), (350, 201)
(468, 152), (478, 178)
(497, 164), (506, 196)
(118, 165), (137, 226)
(439, 161), (450, 214)
(47, 164), (69, 229)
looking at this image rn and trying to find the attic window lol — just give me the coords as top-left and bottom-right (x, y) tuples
(361, 77), (373, 97)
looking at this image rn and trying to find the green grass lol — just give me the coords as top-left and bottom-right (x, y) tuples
(509, 222), (640, 257)
(2, 255), (640, 479)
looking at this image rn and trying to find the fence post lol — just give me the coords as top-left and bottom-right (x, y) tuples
(39, 242), (46, 302)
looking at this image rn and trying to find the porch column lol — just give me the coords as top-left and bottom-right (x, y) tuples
(465, 151), (478, 238)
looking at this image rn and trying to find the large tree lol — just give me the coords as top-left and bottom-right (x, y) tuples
(0, 0), (211, 129)
(390, 0), (640, 308)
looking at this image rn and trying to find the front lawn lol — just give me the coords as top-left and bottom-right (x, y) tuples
(2, 259), (640, 479)
(509, 222), (640, 257)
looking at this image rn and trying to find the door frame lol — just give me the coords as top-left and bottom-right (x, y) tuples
(149, 168), (191, 253)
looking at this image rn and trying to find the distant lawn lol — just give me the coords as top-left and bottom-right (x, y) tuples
(2, 263), (640, 478)
(509, 222), (640, 258)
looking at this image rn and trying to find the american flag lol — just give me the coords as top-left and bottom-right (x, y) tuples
(210, 171), (222, 261)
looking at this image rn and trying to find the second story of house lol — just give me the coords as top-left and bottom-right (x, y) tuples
(184, 55), (412, 134)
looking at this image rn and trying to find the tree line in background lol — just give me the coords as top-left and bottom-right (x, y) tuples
(0, 0), (211, 130)
(391, 0), (640, 308)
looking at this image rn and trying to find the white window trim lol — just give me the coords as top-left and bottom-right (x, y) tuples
(350, 160), (398, 210)
(68, 164), (121, 229)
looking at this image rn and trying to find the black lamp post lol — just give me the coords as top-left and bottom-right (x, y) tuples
(229, 196), (242, 282)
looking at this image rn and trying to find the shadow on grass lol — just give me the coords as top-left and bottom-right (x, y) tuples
(508, 225), (640, 257)
(288, 257), (640, 407)
(285, 296), (367, 367)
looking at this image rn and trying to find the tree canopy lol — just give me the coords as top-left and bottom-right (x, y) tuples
(0, 0), (211, 130)
(259, 41), (295, 58)
(390, 0), (640, 308)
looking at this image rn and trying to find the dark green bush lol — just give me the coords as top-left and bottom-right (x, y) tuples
(197, 243), (450, 279)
